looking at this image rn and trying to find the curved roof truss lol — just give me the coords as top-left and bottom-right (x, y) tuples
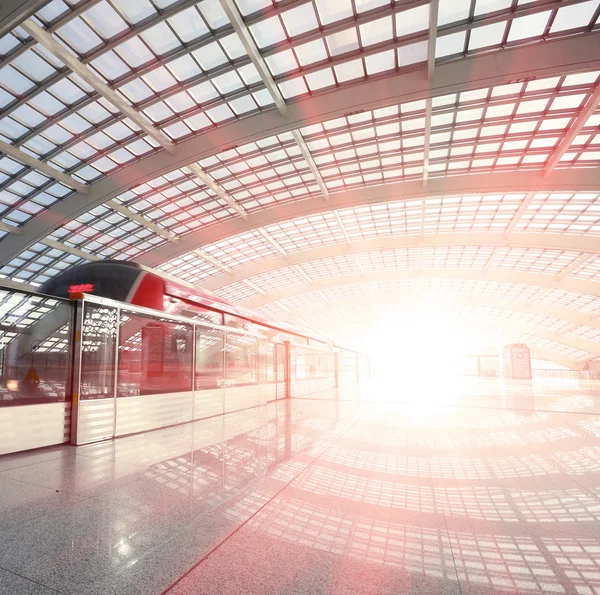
(139, 168), (600, 267)
(200, 233), (600, 293)
(279, 292), (600, 335)
(241, 269), (600, 307)
(1, 32), (600, 266)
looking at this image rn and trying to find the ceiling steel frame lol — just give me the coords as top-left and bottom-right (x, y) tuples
(0, 138), (88, 193)
(8, 55), (595, 220)
(240, 269), (600, 309)
(21, 19), (176, 153)
(0, 0), (48, 38)
(135, 168), (600, 268)
(422, 0), (439, 188)
(545, 82), (600, 173)
(7, 62), (591, 207)
(279, 292), (600, 335)
(199, 233), (600, 293)
(1, 0), (434, 158)
(4, 0), (576, 131)
(1, 34), (599, 265)
(219, 0), (330, 198)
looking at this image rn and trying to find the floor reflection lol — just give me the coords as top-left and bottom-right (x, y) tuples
(2, 381), (600, 594)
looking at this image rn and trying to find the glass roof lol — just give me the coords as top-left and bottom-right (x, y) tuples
(1, 0), (600, 366)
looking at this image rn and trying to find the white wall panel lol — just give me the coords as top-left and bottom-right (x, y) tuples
(193, 388), (224, 420)
(115, 392), (193, 437)
(76, 399), (115, 445)
(0, 403), (70, 455)
(224, 385), (261, 414)
(292, 377), (336, 398)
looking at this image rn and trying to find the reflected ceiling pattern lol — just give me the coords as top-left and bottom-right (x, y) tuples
(1, 0), (600, 367)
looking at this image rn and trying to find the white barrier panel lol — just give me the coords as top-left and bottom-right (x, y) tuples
(115, 392), (193, 437)
(293, 377), (336, 398)
(77, 399), (115, 445)
(193, 388), (224, 420)
(0, 402), (70, 455)
(224, 384), (262, 414)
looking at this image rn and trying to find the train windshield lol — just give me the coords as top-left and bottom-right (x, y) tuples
(39, 262), (141, 301)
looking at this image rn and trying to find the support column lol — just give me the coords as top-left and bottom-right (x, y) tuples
(69, 300), (84, 446)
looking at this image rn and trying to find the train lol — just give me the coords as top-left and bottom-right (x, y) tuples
(39, 260), (325, 338)
(3, 260), (359, 409)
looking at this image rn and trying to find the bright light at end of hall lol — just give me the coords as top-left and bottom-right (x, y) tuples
(348, 305), (505, 397)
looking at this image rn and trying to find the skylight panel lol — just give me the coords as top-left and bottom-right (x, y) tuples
(82, 1), (129, 40)
(360, 16), (394, 46)
(396, 5), (429, 37)
(281, 3), (320, 36)
(113, 37), (154, 69)
(306, 68), (336, 91)
(193, 42), (229, 71)
(398, 41), (427, 66)
(551, 0), (599, 33)
(166, 91), (195, 113)
(315, 0), (353, 25)
(91, 51), (129, 81)
(508, 11), (552, 42)
(213, 71), (244, 94)
(168, 7), (210, 41)
(221, 33), (247, 60)
(327, 29), (359, 56)
(198, 0), (230, 29)
(1, 65), (36, 95)
(469, 22), (506, 50)
(250, 16), (286, 49)
(295, 39), (328, 66)
(438, 0), (471, 26)
(12, 49), (56, 82)
(436, 32), (466, 58)
(526, 77), (560, 92)
(550, 94), (587, 111)
(206, 103), (235, 123)
(141, 22), (181, 55)
(266, 50), (298, 76)
(111, 0), (157, 24)
(166, 55), (202, 82)
(516, 98), (549, 114)
(35, 0), (69, 24)
(56, 17), (102, 53)
(366, 50), (395, 75)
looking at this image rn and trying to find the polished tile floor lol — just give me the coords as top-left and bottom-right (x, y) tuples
(2, 379), (600, 594)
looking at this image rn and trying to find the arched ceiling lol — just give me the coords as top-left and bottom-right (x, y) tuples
(1, 0), (600, 366)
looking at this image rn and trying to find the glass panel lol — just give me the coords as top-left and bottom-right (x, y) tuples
(276, 343), (286, 400)
(195, 326), (224, 390)
(225, 332), (259, 387)
(117, 311), (193, 397)
(80, 303), (118, 400)
(0, 289), (73, 405)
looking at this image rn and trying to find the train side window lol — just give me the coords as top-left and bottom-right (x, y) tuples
(117, 311), (193, 397)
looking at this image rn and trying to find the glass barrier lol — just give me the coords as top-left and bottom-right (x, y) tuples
(117, 310), (193, 397)
(0, 288), (73, 406)
(195, 326), (224, 390)
(225, 332), (259, 387)
(275, 343), (286, 400)
(80, 303), (118, 400)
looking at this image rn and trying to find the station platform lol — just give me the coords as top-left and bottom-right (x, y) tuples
(2, 380), (600, 595)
